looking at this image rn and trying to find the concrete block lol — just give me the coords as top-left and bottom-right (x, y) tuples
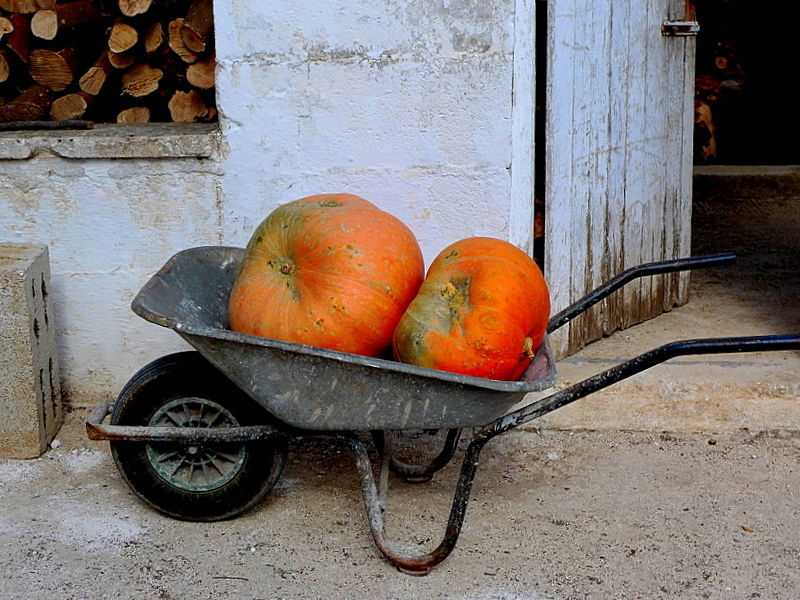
(0, 243), (63, 458)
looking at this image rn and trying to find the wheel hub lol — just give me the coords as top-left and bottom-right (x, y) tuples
(146, 398), (246, 492)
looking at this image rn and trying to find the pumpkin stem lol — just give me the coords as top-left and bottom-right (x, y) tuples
(280, 262), (294, 275)
(522, 336), (536, 359)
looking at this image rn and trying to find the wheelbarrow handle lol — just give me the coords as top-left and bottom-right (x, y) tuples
(481, 333), (800, 440)
(547, 253), (737, 333)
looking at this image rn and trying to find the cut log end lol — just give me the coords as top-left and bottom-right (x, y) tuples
(0, 17), (14, 40)
(108, 20), (138, 54)
(79, 50), (112, 95)
(121, 63), (163, 97)
(118, 0), (152, 17)
(168, 18), (197, 63)
(0, 50), (10, 83)
(50, 91), (92, 120)
(144, 21), (164, 54)
(117, 106), (150, 123)
(187, 55), (215, 89)
(29, 48), (76, 92)
(168, 89), (211, 122)
(30, 10), (57, 40)
(108, 50), (136, 69)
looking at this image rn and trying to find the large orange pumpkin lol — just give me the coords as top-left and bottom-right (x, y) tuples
(228, 193), (425, 358)
(392, 237), (550, 381)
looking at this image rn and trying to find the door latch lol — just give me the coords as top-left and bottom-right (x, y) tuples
(661, 20), (700, 36)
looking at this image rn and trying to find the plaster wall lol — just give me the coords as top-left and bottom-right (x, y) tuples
(0, 0), (534, 405)
(214, 0), (534, 262)
(0, 131), (223, 403)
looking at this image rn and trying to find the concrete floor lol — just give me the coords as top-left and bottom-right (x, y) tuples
(539, 168), (800, 433)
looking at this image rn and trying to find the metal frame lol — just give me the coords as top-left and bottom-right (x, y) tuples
(86, 253), (800, 574)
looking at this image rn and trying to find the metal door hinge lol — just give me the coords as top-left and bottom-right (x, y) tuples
(662, 20), (700, 36)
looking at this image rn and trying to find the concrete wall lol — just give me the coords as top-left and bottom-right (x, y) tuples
(0, 127), (223, 404)
(0, 0), (535, 406)
(214, 0), (535, 260)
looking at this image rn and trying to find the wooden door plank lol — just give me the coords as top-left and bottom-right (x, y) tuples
(663, 0), (695, 309)
(544, 0), (578, 356)
(604, 0), (631, 337)
(545, 0), (696, 357)
(570, 0), (614, 350)
(510, 0), (537, 255)
(565, 0), (592, 353)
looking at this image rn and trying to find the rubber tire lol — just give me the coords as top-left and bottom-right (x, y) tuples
(109, 351), (288, 521)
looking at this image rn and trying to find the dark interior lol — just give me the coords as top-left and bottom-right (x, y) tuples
(694, 2), (800, 165)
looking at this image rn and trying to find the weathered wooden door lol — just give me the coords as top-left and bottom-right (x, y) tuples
(542, 0), (697, 357)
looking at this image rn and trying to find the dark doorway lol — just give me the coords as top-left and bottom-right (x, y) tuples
(694, 2), (800, 165)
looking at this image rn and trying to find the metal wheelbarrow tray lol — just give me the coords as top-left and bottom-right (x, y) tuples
(128, 246), (560, 431)
(87, 246), (800, 574)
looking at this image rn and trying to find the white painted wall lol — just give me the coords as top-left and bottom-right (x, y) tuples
(0, 138), (223, 403)
(0, 0), (536, 405)
(214, 0), (535, 263)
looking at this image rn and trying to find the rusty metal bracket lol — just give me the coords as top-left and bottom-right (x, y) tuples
(86, 397), (285, 443)
(662, 20), (700, 36)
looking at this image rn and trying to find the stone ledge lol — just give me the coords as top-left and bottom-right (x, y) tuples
(0, 123), (220, 160)
(694, 165), (800, 200)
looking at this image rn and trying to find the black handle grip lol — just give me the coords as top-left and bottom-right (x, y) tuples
(547, 253), (737, 333)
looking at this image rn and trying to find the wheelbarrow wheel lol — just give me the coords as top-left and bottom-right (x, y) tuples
(109, 351), (288, 521)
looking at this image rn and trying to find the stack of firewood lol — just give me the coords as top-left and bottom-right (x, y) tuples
(0, 0), (216, 124)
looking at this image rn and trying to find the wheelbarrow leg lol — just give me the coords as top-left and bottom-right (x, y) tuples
(371, 429), (463, 483)
(348, 334), (800, 575)
(343, 434), (488, 575)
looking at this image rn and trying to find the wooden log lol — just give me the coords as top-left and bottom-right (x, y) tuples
(694, 99), (717, 161)
(49, 91), (93, 120)
(108, 19), (138, 54)
(144, 21), (164, 54)
(79, 50), (113, 95)
(167, 89), (210, 122)
(0, 0), (39, 14)
(0, 17), (14, 42)
(29, 47), (77, 92)
(117, 106), (150, 123)
(121, 63), (162, 97)
(6, 14), (31, 62)
(168, 18), (197, 63)
(186, 54), (214, 89)
(0, 50), (10, 83)
(31, 0), (101, 41)
(108, 49), (136, 69)
(118, 0), (152, 17)
(0, 85), (53, 122)
(180, 0), (213, 53)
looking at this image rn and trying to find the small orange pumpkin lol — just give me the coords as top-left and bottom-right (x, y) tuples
(228, 193), (425, 358)
(392, 237), (550, 380)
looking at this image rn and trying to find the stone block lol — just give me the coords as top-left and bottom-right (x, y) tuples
(0, 243), (63, 458)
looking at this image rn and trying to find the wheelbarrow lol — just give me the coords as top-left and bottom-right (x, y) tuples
(86, 246), (800, 574)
